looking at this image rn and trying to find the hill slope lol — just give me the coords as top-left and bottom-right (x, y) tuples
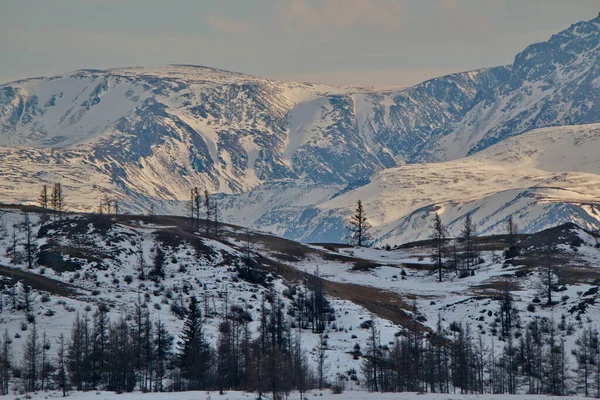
(221, 123), (600, 244)
(2, 207), (600, 394)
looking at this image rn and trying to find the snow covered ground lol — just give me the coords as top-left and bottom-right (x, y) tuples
(219, 123), (600, 244)
(1, 206), (600, 396)
(19, 389), (592, 400)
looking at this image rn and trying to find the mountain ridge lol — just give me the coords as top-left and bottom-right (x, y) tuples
(1, 14), (600, 244)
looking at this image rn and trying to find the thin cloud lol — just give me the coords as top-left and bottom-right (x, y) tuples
(205, 15), (254, 34)
(279, 0), (404, 31)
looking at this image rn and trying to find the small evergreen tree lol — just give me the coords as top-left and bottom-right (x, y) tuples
(178, 297), (211, 390)
(431, 213), (448, 282)
(348, 200), (372, 247)
(150, 245), (165, 281)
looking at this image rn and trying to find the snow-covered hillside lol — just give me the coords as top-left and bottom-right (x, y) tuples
(21, 390), (597, 400)
(0, 207), (404, 386)
(2, 207), (600, 396)
(221, 124), (600, 244)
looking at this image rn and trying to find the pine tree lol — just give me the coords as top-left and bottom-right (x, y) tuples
(91, 305), (109, 387)
(460, 213), (477, 271)
(40, 330), (51, 391)
(154, 318), (173, 392)
(178, 297), (211, 390)
(107, 316), (135, 392)
(23, 322), (40, 392)
(0, 330), (12, 395)
(348, 200), (372, 247)
(67, 313), (88, 391)
(362, 322), (382, 392)
(431, 212), (448, 282)
(150, 244), (165, 281)
(56, 333), (67, 397)
(499, 281), (514, 338)
(317, 334), (328, 390)
(573, 325), (596, 396)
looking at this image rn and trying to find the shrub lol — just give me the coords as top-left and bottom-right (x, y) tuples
(360, 320), (373, 329)
(331, 383), (344, 394)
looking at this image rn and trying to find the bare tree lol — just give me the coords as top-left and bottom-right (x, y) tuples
(190, 187), (200, 230)
(431, 213), (448, 282)
(56, 333), (67, 397)
(137, 239), (146, 280)
(51, 183), (65, 220)
(204, 189), (212, 235)
(103, 196), (112, 215)
(348, 200), (372, 247)
(0, 214), (6, 240)
(40, 330), (51, 391)
(0, 330), (12, 395)
(317, 334), (328, 390)
(20, 213), (36, 269)
(541, 243), (558, 305)
(8, 226), (19, 264)
(213, 198), (220, 237)
(38, 185), (49, 209)
(23, 322), (40, 392)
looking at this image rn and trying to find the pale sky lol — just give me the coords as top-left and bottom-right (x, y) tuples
(1, 0), (598, 88)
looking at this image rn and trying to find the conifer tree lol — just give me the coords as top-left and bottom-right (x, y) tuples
(154, 318), (173, 392)
(431, 213), (448, 282)
(0, 330), (10, 395)
(348, 200), (372, 247)
(460, 213), (477, 271)
(150, 245), (165, 281)
(178, 297), (211, 390)
(23, 322), (40, 392)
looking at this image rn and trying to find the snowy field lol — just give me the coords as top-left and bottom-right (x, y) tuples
(18, 390), (590, 400)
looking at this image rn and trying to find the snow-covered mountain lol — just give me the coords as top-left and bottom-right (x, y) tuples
(423, 13), (600, 161)
(0, 63), (509, 195)
(220, 124), (600, 244)
(1, 14), (600, 243)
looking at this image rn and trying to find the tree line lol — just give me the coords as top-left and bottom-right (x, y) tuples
(0, 270), (337, 398)
(361, 302), (600, 397)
